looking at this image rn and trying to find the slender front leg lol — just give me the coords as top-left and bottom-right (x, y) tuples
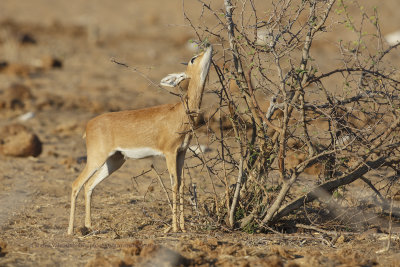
(165, 152), (179, 232)
(177, 151), (186, 232)
(179, 174), (185, 232)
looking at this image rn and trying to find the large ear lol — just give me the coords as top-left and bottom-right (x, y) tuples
(160, 72), (188, 87)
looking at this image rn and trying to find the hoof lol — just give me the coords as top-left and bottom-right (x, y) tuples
(80, 226), (91, 236)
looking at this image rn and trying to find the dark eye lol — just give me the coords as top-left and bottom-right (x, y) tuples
(190, 56), (198, 64)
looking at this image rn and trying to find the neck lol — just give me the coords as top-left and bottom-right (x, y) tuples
(187, 76), (205, 113)
(181, 76), (205, 125)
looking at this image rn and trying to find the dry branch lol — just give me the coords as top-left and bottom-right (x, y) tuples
(184, 0), (400, 232)
(268, 156), (392, 224)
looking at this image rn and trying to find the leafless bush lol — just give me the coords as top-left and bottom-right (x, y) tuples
(183, 0), (400, 232)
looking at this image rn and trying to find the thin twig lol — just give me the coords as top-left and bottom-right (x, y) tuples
(151, 165), (173, 210)
(296, 223), (339, 236)
(360, 176), (386, 203)
(111, 58), (181, 96)
(229, 158), (243, 227)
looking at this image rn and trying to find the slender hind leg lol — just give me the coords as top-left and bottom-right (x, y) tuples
(68, 164), (97, 235)
(84, 152), (125, 229)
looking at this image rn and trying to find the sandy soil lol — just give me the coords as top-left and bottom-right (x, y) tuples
(1, 0), (400, 266)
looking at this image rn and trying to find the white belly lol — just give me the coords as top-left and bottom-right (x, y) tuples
(117, 147), (164, 159)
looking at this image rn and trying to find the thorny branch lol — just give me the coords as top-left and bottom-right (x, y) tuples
(181, 0), (400, 232)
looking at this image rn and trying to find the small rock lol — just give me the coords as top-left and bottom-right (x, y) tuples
(0, 240), (7, 257)
(0, 83), (33, 110)
(33, 56), (63, 71)
(41, 56), (63, 69)
(0, 62), (33, 77)
(0, 61), (8, 70)
(19, 33), (37, 45)
(0, 124), (42, 157)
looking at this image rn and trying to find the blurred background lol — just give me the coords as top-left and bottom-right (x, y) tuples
(1, 0), (400, 265)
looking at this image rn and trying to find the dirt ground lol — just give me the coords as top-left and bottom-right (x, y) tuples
(1, 0), (400, 266)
